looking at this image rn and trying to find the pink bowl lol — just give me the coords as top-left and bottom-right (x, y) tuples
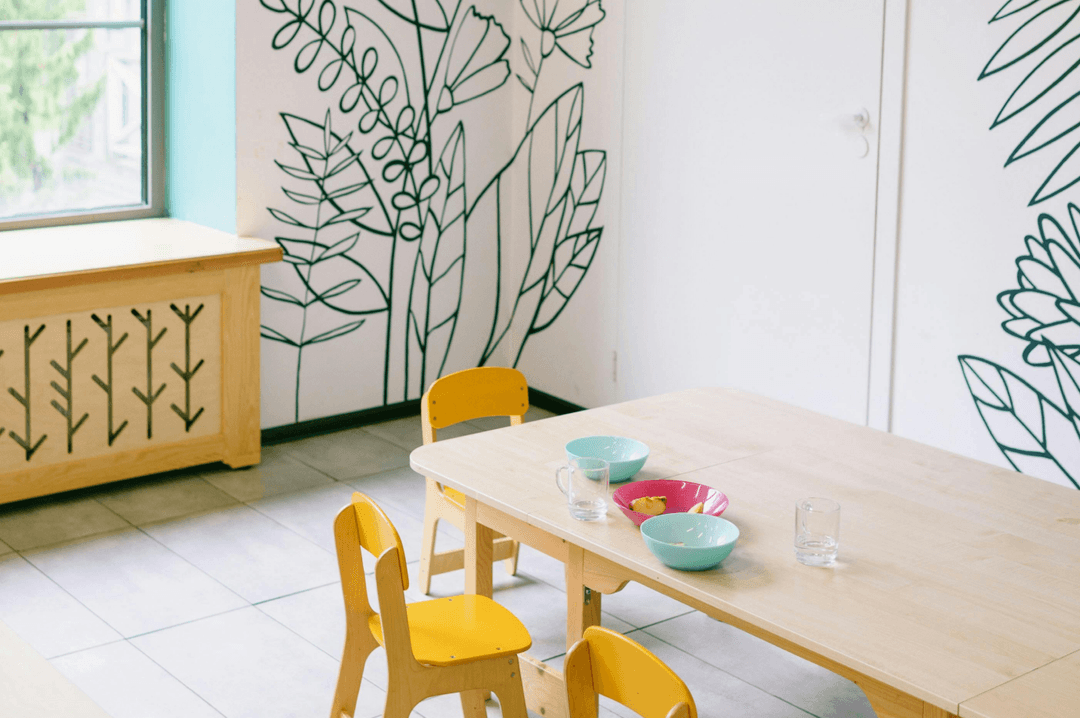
(613, 479), (729, 526)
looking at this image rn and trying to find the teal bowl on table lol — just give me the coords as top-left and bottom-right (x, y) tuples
(565, 436), (649, 483)
(640, 513), (740, 571)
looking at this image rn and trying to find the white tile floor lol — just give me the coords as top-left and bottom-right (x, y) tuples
(0, 409), (877, 718)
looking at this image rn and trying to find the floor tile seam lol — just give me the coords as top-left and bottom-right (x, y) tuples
(355, 425), (418, 453)
(134, 526), (258, 608)
(239, 496), (347, 556)
(16, 549), (129, 646)
(251, 601), (345, 663)
(123, 603), (253, 641)
(623, 609), (696, 633)
(626, 625), (822, 718)
(46, 637), (127, 661)
(12, 523), (133, 556)
(89, 494), (139, 528)
(125, 637), (231, 718)
(125, 498), (246, 531)
(280, 430), (412, 479)
(250, 580), (341, 606)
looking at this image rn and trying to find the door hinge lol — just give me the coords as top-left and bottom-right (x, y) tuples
(612, 351), (618, 383)
(584, 586), (593, 605)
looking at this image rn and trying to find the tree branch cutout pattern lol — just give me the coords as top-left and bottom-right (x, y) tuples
(961, 0), (1080, 490)
(258, 0), (607, 421)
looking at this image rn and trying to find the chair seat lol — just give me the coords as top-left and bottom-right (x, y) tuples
(443, 486), (466, 507)
(368, 595), (532, 667)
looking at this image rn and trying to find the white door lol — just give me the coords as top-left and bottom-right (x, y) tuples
(616, 0), (886, 424)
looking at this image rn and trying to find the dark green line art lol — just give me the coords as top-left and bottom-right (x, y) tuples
(49, 320), (89, 454)
(981, 2), (1080, 205)
(169, 303), (206, 432)
(131, 308), (167, 440)
(260, 110), (381, 423)
(961, 204), (1080, 490)
(259, 0), (608, 415)
(7, 325), (47, 461)
(91, 313), (130, 446)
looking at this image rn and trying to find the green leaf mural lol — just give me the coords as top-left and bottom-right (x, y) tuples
(258, 0), (609, 419)
(959, 354), (1080, 488)
(964, 8), (1080, 490)
(984, 0), (1080, 205)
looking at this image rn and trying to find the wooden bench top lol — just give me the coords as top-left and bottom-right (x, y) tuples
(0, 218), (282, 295)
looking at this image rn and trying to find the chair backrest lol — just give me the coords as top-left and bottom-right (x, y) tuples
(564, 626), (697, 718)
(333, 493), (411, 624)
(421, 367), (529, 442)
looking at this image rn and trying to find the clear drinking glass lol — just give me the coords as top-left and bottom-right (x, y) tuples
(555, 457), (610, 521)
(794, 497), (840, 566)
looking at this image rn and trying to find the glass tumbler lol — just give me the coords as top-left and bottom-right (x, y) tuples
(794, 497), (840, 566)
(555, 457), (610, 521)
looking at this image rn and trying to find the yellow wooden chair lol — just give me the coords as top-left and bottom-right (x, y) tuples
(417, 366), (528, 594)
(565, 626), (698, 718)
(330, 492), (532, 718)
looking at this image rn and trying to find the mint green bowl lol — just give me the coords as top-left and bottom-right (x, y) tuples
(565, 436), (649, 483)
(640, 513), (739, 571)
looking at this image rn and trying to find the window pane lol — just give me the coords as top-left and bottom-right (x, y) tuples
(0, 26), (143, 220)
(0, 0), (141, 23)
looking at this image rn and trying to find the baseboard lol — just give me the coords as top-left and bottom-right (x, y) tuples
(528, 388), (586, 415)
(260, 389), (585, 445)
(261, 400), (422, 445)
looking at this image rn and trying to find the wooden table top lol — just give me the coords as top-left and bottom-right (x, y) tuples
(410, 388), (1080, 714)
(0, 218), (281, 294)
(960, 650), (1080, 718)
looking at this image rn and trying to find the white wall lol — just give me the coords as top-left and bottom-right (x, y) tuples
(891, 2), (1080, 489)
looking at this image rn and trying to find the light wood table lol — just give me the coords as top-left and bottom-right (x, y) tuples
(410, 388), (1080, 718)
(0, 218), (281, 502)
(960, 650), (1080, 718)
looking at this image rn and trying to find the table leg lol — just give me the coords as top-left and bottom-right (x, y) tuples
(565, 545), (603, 650)
(463, 497), (494, 713)
(464, 496), (494, 599)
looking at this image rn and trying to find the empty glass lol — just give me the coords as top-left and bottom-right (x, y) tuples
(795, 497), (840, 566)
(555, 457), (610, 521)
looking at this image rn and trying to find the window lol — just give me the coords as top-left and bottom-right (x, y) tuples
(0, 0), (164, 229)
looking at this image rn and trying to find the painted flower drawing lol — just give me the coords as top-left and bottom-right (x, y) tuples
(997, 206), (1080, 366)
(520, 0), (605, 68)
(258, 0), (608, 421)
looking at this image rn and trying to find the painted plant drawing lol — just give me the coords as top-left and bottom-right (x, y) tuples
(960, 0), (1080, 490)
(258, 0), (607, 421)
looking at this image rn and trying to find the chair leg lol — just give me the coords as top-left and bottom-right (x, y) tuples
(503, 539), (520, 577)
(460, 689), (488, 718)
(381, 690), (416, 718)
(329, 635), (376, 718)
(492, 657), (529, 718)
(418, 509), (439, 595)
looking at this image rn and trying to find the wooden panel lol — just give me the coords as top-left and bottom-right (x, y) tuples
(0, 294), (221, 473)
(0, 620), (111, 718)
(0, 435), (224, 505)
(960, 650), (1080, 718)
(411, 387), (1080, 715)
(221, 265), (261, 468)
(520, 655), (569, 718)
(0, 218), (281, 296)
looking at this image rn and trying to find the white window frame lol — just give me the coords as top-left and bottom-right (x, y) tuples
(0, 0), (166, 231)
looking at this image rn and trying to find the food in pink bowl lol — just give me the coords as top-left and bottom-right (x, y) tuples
(613, 479), (729, 527)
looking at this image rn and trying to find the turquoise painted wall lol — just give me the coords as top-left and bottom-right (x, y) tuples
(165, 0), (236, 233)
